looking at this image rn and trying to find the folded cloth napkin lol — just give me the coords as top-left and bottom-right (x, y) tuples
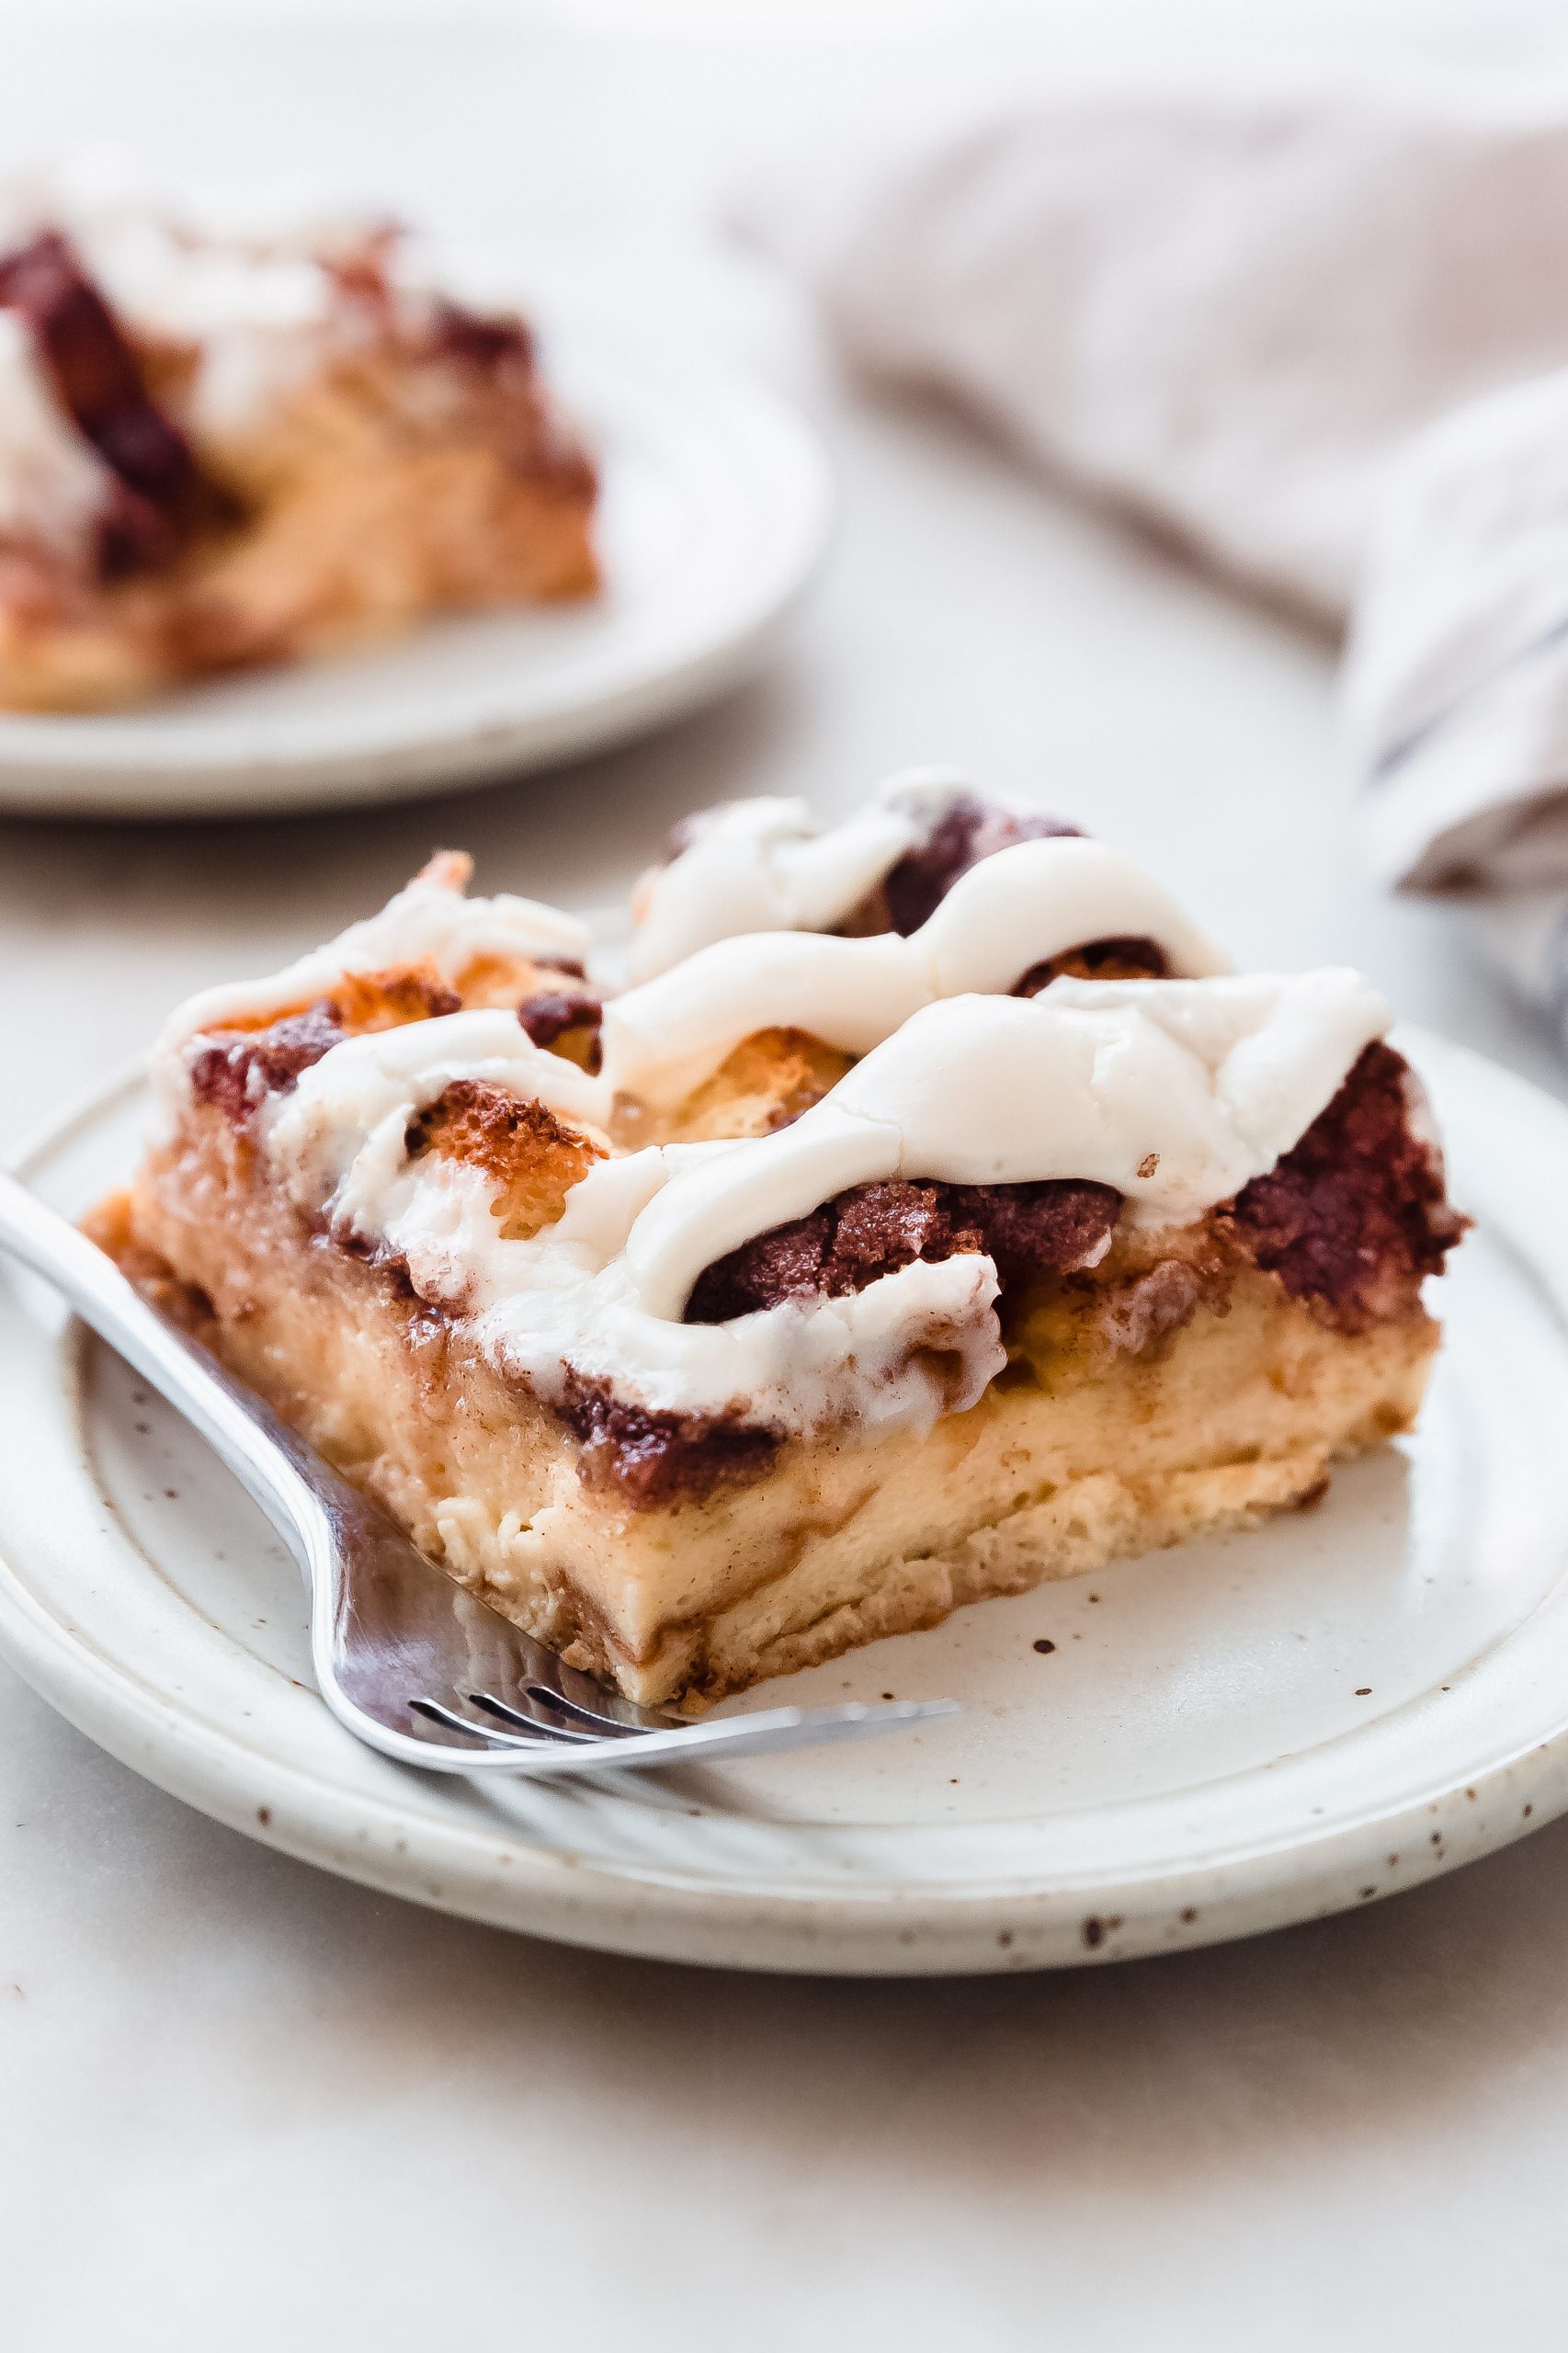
(1346, 369), (1568, 1026)
(753, 74), (1568, 1040)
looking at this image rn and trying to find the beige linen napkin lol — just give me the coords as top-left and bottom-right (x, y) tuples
(756, 74), (1568, 1034)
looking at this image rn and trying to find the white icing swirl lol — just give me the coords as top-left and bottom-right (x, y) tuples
(153, 868), (590, 1113)
(353, 1142), (1006, 1438)
(602, 835), (1229, 1105)
(262, 1024), (1003, 1435)
(626, 768), (1004, 982)
(265, 1009), (607, 1226)
(154, 817), (1404, 1442)
(242, 969), (1387, 1436)
(620, 973), (1390, 1322)
(625, 772), (977, 981)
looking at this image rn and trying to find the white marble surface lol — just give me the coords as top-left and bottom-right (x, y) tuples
(7, 8), (1568, 2347)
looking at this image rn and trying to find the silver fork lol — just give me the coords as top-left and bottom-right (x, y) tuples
(0, 1171), (958, 1779)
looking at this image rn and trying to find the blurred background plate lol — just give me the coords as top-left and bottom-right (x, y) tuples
(0, 321), (834, 819)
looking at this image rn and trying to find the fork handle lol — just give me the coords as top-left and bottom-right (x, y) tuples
(0, 1168), (324, 1548)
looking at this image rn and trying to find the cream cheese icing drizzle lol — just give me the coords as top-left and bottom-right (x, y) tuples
(602, 835), (1230, 1105)
(619, 973), (1391, 1322)
(164, 828), (1223, 1119)
(245, 970), (1388, 1437)
(265, 1010), (607, 1222)
(154, 863), (590, 1112)
(159, 824), (1398, 1439)
(279, 1090), (1006, 1437)
(261, 1012), (1005, 1435)
(375, 1142), (1007, 1436)
(624, 771), (978, 981)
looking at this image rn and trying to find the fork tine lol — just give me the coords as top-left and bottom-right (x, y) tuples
(468, 1689), (598, 1744)
(362, 1696), (964, 1778)
(522, 1684), (652, 1737)
(465, 1698), (964, 1778)
(408, 1697), (574, 1748)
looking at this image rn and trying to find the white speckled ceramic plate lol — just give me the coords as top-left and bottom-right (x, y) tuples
(0, 323), (833, 817)
(1, 1033), (1565, 1975)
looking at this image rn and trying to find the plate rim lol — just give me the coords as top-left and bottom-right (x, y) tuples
(2, 1036), (1567, 1976)
(0, 333), (835, 818)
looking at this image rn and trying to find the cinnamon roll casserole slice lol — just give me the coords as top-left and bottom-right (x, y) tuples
(97, 777), (1467, 1707)
(0, 155), (597, 710)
